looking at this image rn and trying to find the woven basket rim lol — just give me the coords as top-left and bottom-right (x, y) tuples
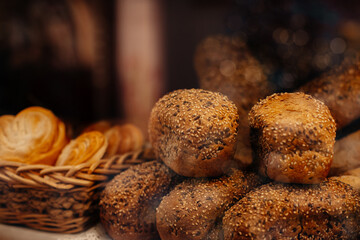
(0, 148), (154, 190)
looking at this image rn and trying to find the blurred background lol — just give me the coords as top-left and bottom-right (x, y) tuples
(1, 0), (360, 135)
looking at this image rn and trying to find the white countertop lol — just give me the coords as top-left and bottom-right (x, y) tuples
(0, 223), (111, 240)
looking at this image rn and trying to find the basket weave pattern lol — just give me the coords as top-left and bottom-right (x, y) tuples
(0, 150), (151, 233)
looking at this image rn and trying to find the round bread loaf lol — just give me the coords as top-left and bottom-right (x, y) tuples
(99, 160), (179, 240)
(148, 88), (239, 177)
(223, 180), (360, 240)
(299, 57), (360, 129)
(156, 169), (264, 240)
(194, 34), (273, 168)
(330, 129), (360, 176)
(249, 92), (336, 184)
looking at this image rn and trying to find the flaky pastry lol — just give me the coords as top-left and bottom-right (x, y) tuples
(104, 124), (144, 157)
(55, 131), (108, 166)
(0, 107), (68, 165)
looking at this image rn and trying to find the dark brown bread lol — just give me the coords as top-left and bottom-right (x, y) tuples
(299, 58), (360, 129)
(223, 180), (360, 240)
(194, 34), (272, 168)
(99, 160), (178, 240)
(148, 88), (239, 177)
(249, 92), (336, 184)
(156, 169), (264, 240)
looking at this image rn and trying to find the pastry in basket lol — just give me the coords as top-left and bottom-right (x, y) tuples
(249, 92), (336, 184)
(156, 168), (265, 240)
(223, 179), (360, 239)
(299, 57), (360, 129)
(194, 34), (273, 169)
(0, 106), (68, 165)
(104, 123), (144, 157)
(99, 160), (181, 240)
(82, 120), (112, 134)
(55, 131), (107, 166)
(148, 88), (239, 177)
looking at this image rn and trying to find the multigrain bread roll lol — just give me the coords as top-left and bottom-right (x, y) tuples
(194, 34), (272, 168)
(0, 106), (68, 165)
(299, 58), (360, 129)
(331, 167), (360, 191)
(99, 160), (180, 240)
(223, 180), (360, 240)
(156, 169), (265, 240)
(249, 92), (336, 184)
(330, 175), (360, 191)
(148, 88), (239, 177)
(330, 129), (360, 176)
(194, 34), (271, 113)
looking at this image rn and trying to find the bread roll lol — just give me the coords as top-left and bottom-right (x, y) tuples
(148, 88), (239, 177)
(0, 106), (68, 165)
(156, 169), (264, 240)
(299, 58), (360, 129)
(330, 175), (360, 191)
(55, 131), (107, 166)
(249, 92), (336, 184)
(223, 180), (360, 240)
(104, 123), (144, 157)
(99, 160), (179, 240)
(194, 34), (272, 168)
(330, 129), (360, 176)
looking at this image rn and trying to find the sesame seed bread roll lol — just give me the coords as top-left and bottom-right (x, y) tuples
(249, 92), (336, 184)
(299, 58), (360, 129)
(194, 34), (273, 169)
(330, 129), (360, 176)
(99, 160), (180, 240)
(156, 169), (264, 240)
(223, 180), (360, 240)
(148, 88), (239, 177)
(330, 175), (360, 191)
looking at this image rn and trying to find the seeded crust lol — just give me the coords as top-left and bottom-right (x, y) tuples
(330, 129), (360, 176)
(223, 179), (360, 240)
(148, 88), (239, 177)
(249, 92), (336, 184)
(194, 34), (272, 168)
(299, 58), (360, 129)
(99, 161), (179, 240)
(156, 169), (265, 240)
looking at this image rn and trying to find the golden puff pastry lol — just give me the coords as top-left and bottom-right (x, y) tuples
(104, 124), (144, 157)
(82, 120), (112, 134)
(55, 131), (108, 166)
(0, 106), (68, 165)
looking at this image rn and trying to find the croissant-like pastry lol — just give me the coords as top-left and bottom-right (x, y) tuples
(82, 120), (112, 134)
(55, 131), (108, 166)
(104, 123), (144, 157)
(0, 106), (68, 165)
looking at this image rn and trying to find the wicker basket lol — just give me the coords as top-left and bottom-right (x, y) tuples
(0, 149), (153, 233)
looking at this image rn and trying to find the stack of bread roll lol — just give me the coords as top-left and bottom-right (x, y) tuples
(0, 107), (144, 167)
(99, 85), (360, 239)
(99, 36), (360, 239)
